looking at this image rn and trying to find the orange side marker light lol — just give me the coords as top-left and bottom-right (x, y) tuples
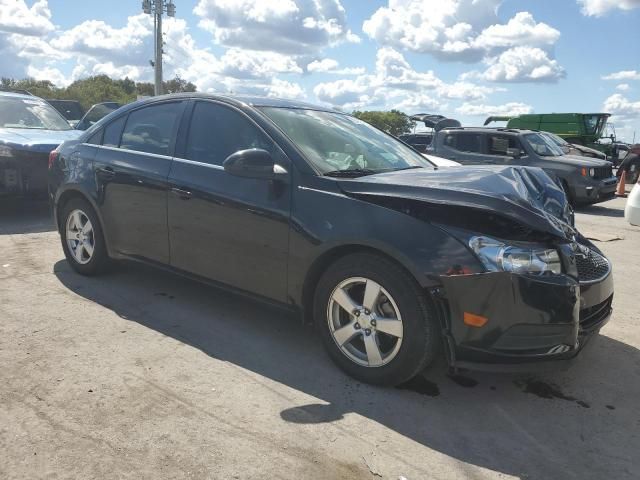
(464, 312), (488, 328)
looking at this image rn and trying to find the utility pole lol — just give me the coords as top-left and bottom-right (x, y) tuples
(142, 0), (176, 96)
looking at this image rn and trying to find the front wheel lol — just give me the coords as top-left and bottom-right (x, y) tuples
(314, 253), (441, 386)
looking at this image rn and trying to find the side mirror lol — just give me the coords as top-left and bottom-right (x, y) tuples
(506, 147), (522, 159)
(223, 149), (287, 180)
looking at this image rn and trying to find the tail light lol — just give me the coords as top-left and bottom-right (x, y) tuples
(48, 149), (59, 169)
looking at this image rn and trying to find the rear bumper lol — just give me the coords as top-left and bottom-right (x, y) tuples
(439, 269), (613, 372)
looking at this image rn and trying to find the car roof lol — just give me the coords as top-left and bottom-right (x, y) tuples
(440, 126), (539, 135)
(126, 92), (340, 113)
(0, 90), (41, 100)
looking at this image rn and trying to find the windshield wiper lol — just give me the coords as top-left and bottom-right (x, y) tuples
(392, 166), (424, 171)
(323, 168), (380, 178)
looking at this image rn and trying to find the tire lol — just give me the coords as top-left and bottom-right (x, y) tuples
(561, 180), (576, 207)
(313, 252), (440, 386)
(60, 197), (109, 275)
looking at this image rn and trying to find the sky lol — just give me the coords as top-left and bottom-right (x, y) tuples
(1, 0), (639, 141)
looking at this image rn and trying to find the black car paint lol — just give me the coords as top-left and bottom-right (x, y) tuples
(49, 93), (613, 371)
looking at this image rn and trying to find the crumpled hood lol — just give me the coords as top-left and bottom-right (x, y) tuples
(337, 165), (574, 239)
(0, 128), (82, 152)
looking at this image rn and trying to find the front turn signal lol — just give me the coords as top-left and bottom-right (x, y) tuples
(464, 312), (488, 327)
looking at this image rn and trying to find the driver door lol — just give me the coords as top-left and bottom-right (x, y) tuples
(167, 101), (291, 302)
(485, 134), (526, 165)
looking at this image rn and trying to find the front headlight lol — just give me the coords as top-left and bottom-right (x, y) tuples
(589, 167), (596, 177)
(469, 236), (562, 275)
(0, 145), (12, 157)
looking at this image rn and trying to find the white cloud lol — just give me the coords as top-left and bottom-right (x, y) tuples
(578, 0), (640, 16)
(602, 93), (640, 143)
(473, 12), (560, 49)
(313, 78), (372, 109)
(313, 47), (500, 111)
(456, 102), (533, 116)
(267, 78), (305, 99)
(0, 0), (54, 36)
(480, 46), (565, 82)
(218, 49), (303, 79)
(363, 1), (559, 61)
(51, 14), (153, 66)
(603, 93), (640, 119)
(193, 0), (359, 54)
(26, 65), (72, 87)
(438, 81), (500, 101)
(307, 58), (364, 75)
(617, 84), (631, 91)
(602, 70), (640, 81)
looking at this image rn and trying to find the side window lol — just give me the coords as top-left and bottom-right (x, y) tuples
(184, 102), (273, 166)
(86, 129), (103, 145)
(103, 116), (126, 148)
(120, 102), (183, 156)
(488, 135), (521, 155)
(445, 133), (483, 153)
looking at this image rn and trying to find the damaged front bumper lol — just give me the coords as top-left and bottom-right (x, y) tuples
(438, 269), (613, 372)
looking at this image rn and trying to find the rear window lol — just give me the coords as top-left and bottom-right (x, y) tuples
(103, 116), (126, 148)
(120, 102), (183, 156)
(444, 133), (483, 153)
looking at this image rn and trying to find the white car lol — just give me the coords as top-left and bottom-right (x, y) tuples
(422, 153), (461, 167)
(625, 180), (640, 226)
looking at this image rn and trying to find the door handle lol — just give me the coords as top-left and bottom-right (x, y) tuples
(96, 166), (115, 178)
(171, 187), (192, 199)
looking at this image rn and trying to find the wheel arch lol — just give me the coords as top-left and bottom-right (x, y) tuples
(300, 244), (425, 325)
(55, 186), (112, 256)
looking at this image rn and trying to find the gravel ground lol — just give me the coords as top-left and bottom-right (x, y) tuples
(0, 196), (638, 480)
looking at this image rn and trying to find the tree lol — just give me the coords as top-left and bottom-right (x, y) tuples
(0, 74), (198, 111)
(352, 110), (415, 137)
(164, 76), (197, 94)
(136, 76), (197, 96)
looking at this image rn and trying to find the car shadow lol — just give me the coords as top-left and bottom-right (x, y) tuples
(0, 198), (55, 234)
(53, 260), (638, 479)
(575, 203), (625, 218)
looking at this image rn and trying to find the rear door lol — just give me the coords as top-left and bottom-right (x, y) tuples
(94, 101), (185, 263)
(440, 132), (489, 164)
(167, 100), (291, 302)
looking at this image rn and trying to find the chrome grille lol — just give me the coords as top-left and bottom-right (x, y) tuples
(575, 248), (610, 283)
(592, 166), (613, 180)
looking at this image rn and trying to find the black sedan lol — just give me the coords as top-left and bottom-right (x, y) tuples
(48, 94), (613, 385)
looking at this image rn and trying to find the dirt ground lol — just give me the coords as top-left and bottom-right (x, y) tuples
(0, 196), (638, 480)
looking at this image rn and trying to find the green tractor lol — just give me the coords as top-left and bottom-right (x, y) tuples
(484, 113), (626, 160)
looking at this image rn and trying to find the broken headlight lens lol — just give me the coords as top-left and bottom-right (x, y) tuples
(469, 236), (562, 275)
(0, 145), (12, 157)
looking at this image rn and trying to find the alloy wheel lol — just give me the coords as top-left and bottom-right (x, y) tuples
(327, 277), (404, 367)
(65, 209), (95, 265)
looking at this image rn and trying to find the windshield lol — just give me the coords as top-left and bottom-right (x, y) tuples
(260, 107), (434, 175)
(524, 133), (564, 157)
(584, 114), (607, 136)
(47, 100), (84, 121)
(76, 103), (121, 130)
(0, 96), (72, 131)
(543, 132), (568, 146)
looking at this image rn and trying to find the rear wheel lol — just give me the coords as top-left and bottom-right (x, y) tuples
(314, 253), (440, 386)
(60, 198), (109, 275)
